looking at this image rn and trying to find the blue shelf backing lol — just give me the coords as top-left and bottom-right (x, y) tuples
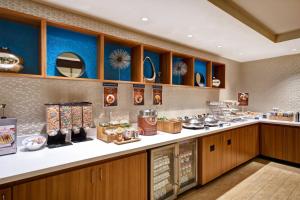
(0, 19), (39, 74)
(104, 42), (132, 81)
(47, 26), (98, 79)
(172, 56), (185, 85)
(144, 50), (161, 83)
(194, 59), (207, 86)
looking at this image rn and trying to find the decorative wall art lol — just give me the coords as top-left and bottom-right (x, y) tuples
(103, 83), (118, 107)
(0, 47), (23, 73)
(56, 52), (85, 78)
(195, 73), (205, 87)
(144, 50), (161, 83)
(194, 59), (207, 87)
(153, 85), (163, 105)
(109, 49), (131, 80)
(173, 60), (187, 85)
(212, 77), (221, 87)
(143, 56), (156, 83)
(133, 84), (145, 106)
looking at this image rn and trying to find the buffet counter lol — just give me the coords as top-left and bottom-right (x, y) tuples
(0, 119), (299, 185)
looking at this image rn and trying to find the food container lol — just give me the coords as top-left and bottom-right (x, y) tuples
(71, 104), (83, 132)
(60, 104), (72, 130)
(45, 104), (60, 135)
(138, 109), (158, 136)
(0, 118), (17, 156)
(82, 102), (93, 128)
(22, 135), (46, 151)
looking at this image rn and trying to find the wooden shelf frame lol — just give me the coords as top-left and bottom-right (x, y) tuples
(0, 7), (226, 89)
(212, 62), (226, 89)
(172, 52), (195, 86)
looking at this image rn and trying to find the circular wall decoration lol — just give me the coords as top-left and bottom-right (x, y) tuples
(173, 61), (187, 76)
(109, 49), (131, 69)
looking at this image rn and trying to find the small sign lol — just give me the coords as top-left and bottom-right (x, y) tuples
(133, 84), (145, 106)
(238, 92), (249, 106)
(103, 83), (118, 107)
(152, 85), (163, 105)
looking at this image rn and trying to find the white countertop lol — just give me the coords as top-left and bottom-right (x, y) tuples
(1, 119), (299, 185)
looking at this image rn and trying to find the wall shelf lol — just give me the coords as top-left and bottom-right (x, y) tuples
(103, 36), (142, 82)
(0, 7), (226, 90)
(46, 23), (99, 79)
(0, 10), (41, 75)
(143, 45), (172, 85)
(194, 58), (210, 88)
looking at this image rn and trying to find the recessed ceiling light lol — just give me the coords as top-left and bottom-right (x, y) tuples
(217, 45), (223, 48)
(141, 17), (149, 22)
(292, 48), (297, 51)
(239, 52), (244, 55)
(187, 34), (193, 38)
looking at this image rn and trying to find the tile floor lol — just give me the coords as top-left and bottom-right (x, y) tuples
(178, 158), (300, 200)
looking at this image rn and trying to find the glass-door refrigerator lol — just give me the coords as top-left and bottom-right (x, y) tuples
(150, 139), (198, 200)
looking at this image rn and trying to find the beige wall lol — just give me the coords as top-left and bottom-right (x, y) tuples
(240, 53), (300, 112)
(0, 0), (241, 135)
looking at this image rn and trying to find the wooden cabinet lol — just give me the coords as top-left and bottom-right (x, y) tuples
(0, 188), (11, 200)
(237, 125), (259, 165)
(260, 124), (285, 160)
(199, 133), (223, 184)
(199, 124), (259, 185)
(104, 152), (147, 200)
(222, 130), (237, 172)
(261, 124), (300, 164)
(284, 126), (300, 164)
(13, 152), (147, 200)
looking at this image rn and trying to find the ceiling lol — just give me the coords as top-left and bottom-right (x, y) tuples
(35, 0), (300, 62)
(232, 0), (300, 34)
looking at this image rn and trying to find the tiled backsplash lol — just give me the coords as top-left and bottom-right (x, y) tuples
(240, 53), (300, 113)
(0, 0), (240, 135)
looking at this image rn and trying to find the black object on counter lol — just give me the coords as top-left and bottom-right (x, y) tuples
(47, 130), (72, 148)
(71, 127), (93, 143)
(0, 104), (7, 119)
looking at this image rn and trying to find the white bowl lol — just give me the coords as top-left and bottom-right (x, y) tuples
(22, 135), (46, 151)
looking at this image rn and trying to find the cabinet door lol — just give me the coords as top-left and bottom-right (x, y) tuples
(95, 163), (109, 200)
(222, 130), (237, 172)
(13, 166), (96, 200)
(284, 126), (300, 164)
(245, 125), (259, 160)
(200, 133), (223, 184)
(106, 152), (147, 200)
(0, 188), (11, 200)
(45, 166), (96, 200)
(178, 139), (198, 194)
(151, 145), (177, 200)
(13, 178), (47, 200)
(236, 127), (246, 165)
(260, 124), (284, 160)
